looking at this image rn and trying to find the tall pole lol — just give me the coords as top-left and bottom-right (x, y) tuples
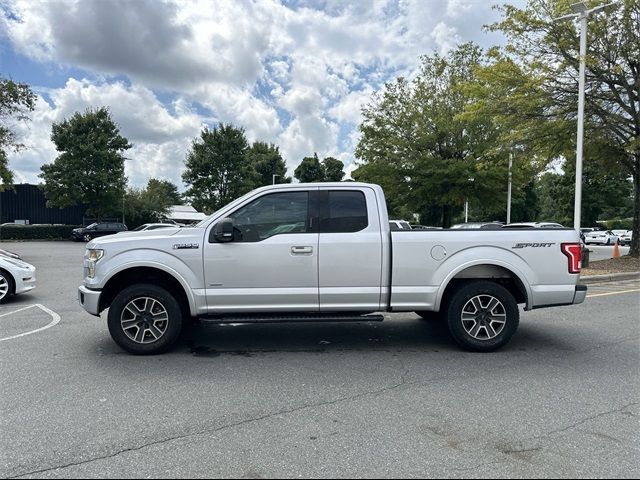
(272, 174), (279, 185)
(507, 152), (513, 224)
(574, 13), (588, 232)
(464, 199), (468, 223)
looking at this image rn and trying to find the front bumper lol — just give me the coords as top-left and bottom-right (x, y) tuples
(78, 285), (101, 316)
(14, 265), (37, 295)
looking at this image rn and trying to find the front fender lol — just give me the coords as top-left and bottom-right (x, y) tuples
(87, 248), (204, 316)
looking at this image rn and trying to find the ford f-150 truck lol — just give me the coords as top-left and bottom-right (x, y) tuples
(78, 183), (586, 355)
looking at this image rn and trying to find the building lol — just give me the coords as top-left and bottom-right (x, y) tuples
(165, 205), (207, 224)
(0, 184), (87, 225)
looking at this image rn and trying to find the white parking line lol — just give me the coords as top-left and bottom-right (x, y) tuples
(0, 304), (61, 342)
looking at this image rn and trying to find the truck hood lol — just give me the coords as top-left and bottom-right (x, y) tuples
(87, 227), (203, 248)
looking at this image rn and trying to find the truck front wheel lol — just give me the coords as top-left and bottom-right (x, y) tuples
(107, 284), (183, 355)
(446, 281), (519, 352)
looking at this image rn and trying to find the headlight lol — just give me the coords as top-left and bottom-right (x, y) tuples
(86, 249), (104, 279)
(87, 249), (104, 262)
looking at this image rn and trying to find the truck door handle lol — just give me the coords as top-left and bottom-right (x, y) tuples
(291, 246), (313, 255)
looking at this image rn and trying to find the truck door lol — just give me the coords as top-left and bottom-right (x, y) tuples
(318, 188), (383, 311)
(203, 189), (319, 313)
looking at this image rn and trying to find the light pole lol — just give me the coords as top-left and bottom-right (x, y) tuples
(506, 152), (512, 224)
(553, 1), (618, 232)
(464, 177), (475, 223)
(272, 174), (279, 185)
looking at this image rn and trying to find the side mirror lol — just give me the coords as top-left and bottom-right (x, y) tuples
(213, 218), (234, 242)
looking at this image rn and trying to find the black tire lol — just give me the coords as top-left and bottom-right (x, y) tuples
(445, 281), (519, 352)
(107, 284), (183, 355)
(415, 311), (442, 321)
(0, 269), (14, 303)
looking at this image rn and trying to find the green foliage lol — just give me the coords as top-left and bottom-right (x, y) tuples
(482, 0), (640, 253)
(355, 43), (513, 227)
(294, 153), (345, 183)
(39, 107), (130, 220)
(599, 218), (633, 231)
(0, 224), (76, 241)
(182, 123), (253, 214)
(294, 154), (325, 182)
(247, 141), (291, 186)
(536, 157), (633, 227)
(323, 157), (345, 181)
(124, 178), (182, 229)
(0, 77), (36, 187)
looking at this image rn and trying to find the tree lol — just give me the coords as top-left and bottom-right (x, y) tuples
(294, 153), (345, 183)
(479, 0), (640, 255)
(124, 178), (182, 229)
(294, 153), (326, 182)
(0, 77), (36, 187)
(354, 43), (520, 227)
(145, 178), (182, 206)
(40, 107), (130, 219)
(182, 123), (252, 214)
(247, 141), (291, 186)
(323, 157), (345, 181)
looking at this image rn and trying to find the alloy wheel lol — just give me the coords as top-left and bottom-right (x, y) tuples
(0, 275), (9, 300)
(120, 297), (169, 344)
(460, 294), (507, 341)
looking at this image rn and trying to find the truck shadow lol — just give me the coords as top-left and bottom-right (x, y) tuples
(181, 317), (457, 357)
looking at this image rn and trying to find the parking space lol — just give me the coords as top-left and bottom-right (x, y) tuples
(0, 241), (639, 478)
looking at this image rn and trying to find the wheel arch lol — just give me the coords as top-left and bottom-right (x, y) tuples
(436, 262), (531, 312)
(99, 266), (194, 318)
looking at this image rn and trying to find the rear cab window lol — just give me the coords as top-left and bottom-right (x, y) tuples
(321, 190), (368, 233)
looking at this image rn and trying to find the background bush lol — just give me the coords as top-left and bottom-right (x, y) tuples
(0, 224), (76, 240)
(597, 218), (633, 231)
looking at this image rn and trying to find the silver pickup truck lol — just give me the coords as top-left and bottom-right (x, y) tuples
(78, 182), (586, 355)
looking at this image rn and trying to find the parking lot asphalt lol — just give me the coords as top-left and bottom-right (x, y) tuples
(1, 241), (639, 479)
(587, 244), (631, 262)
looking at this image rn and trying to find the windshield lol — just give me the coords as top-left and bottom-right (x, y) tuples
(133, 225), (147, 231)
(85, 223), (97, 229)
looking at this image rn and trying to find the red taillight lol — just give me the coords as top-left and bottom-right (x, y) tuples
(561, 243), (582, 274)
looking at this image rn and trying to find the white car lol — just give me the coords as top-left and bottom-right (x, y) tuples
(584, 230), (618, 245)
(0, 254), (36, 303)
(129, 223), (178, 232)
(619, 230), (632, 246)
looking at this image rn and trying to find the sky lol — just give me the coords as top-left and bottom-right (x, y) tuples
(0, 0), (524, 189)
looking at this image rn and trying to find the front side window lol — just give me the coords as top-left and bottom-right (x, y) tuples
(322, 191), (368, 233)
(228, 192), (309, 242)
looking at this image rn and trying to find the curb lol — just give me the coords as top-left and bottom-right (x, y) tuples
(580, 271), (640, 284)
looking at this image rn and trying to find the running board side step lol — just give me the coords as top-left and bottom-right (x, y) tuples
(198, 313), (385, 324)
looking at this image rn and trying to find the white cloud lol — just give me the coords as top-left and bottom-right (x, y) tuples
(7, 79), (205, 188)
(431, 22), (462, 56)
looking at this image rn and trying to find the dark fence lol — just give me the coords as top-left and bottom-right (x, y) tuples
(0, 184), (87, 225)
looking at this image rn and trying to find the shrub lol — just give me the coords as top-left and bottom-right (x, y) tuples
(597, 218), (633, 231)
(0, 224), (77, 240)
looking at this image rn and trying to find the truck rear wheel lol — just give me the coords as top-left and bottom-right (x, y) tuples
(107, 284), (183, 355)
(446, 281), (519, 352)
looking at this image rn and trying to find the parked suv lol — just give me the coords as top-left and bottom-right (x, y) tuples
(71, 222), (128, 242)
